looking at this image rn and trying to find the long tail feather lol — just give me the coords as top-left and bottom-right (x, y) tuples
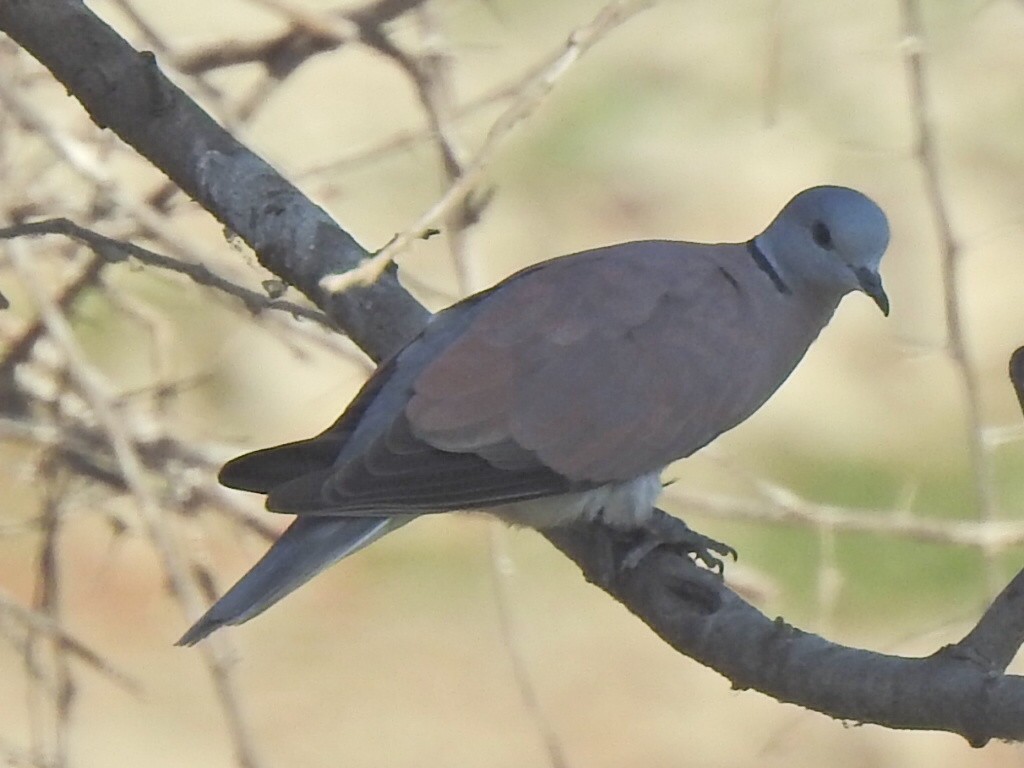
(176, 515), (404, 645)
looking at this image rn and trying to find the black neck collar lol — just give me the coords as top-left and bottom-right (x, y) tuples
(747, 239), (791, 295)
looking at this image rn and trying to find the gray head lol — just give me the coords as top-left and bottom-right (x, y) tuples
(754, 186), (890, 315)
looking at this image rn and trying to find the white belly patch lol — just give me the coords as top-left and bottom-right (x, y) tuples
(489, 471), (663, 530)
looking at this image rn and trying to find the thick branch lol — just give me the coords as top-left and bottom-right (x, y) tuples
(4, 0), (1024, 746)
(0, 0), (427, 360)
(546, 512), (1024, 747)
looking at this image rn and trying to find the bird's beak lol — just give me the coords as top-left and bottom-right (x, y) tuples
(854, 266), (889, 316)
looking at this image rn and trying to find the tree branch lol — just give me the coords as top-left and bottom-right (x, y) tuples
(3, 0), (1024, 747)
(0, 218), (332, 328)
(546, 511), (1024, 747)
(0, 0), (428, 359)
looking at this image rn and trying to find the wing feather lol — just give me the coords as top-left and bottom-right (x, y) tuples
(291, 242), (751, 514)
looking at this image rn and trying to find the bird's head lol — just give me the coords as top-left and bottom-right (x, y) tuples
(754, 185), (891, 315)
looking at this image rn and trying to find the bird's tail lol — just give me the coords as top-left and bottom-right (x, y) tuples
(176, 515), (405, 646)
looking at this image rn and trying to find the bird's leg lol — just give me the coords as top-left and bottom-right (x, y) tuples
(620, 509), (737, 573)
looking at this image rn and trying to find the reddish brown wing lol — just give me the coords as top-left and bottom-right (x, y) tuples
(407, 242), (757, 484)
(276, 241), (766, 516)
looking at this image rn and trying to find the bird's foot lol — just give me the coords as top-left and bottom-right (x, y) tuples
(621, 512), (736, 573)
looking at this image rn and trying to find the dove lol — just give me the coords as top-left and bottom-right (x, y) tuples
(177, 185), (890, 646)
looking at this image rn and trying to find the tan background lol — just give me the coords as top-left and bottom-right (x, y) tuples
(3, 0), (1024, 765)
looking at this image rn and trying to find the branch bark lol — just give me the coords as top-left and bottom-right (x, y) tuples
(0, 0), (427, 359)
(3, 0), (1024, 746)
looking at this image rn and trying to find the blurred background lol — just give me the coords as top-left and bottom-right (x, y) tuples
(2, 0), (1024, 765)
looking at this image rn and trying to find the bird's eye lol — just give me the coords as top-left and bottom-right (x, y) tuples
(811, 220), (834, 250)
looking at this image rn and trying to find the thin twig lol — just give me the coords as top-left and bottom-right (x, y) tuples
(0, 219), (332, 327)
(0, 590), (139, 691)
(6, 241), (267, 768)
(899, 0), (1000, 596)
(175, 0), (431, 74)
(319, 0), (658, 294)
(36, 474), (73, 768)
(0, 248), (106, 383)
(0, 68), (281, 309)
(296, 83), (512, 180)
(412, 5), (481, 290)
(668, 489), (1024, 548)
(487, 528), (571, 768)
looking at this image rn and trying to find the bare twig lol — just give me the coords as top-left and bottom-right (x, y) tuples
(0, 248), (106, 384)
(176, 0), (431, 75)
(0, 66), (293, 320)
(33, 477), (74, 768)
(319, 0), (657, 293)
(0, 218), (332, 327)
(411, 5), (482, 290)
(6, 241), (267, 768)
(668, 489), (1024, 549)
(899, 0), (1000, 596)
(296, 82), (513, 180)
(0, 590), (138, 691)
(487, 528), (571, 768)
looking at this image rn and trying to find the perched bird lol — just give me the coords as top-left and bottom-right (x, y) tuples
(177, 185), (890, 646)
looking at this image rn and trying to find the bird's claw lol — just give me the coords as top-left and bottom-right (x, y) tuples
(621, 514), (736, 573)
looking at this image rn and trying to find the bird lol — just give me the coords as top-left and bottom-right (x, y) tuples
(177, 185), (890, 646)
